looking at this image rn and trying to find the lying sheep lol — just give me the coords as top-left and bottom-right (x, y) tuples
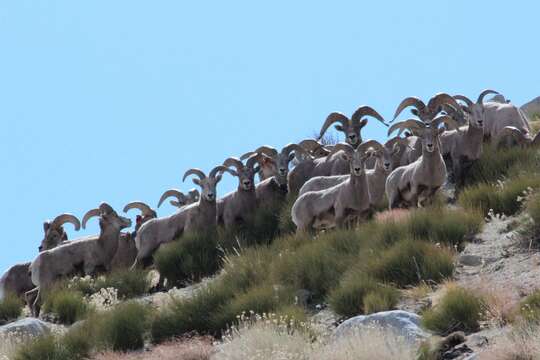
(440, 92), (496, 187)
(318, 106), (387, 147)
(0, 213), (80, 300)
(27, 203), (131, 316)
(292, 141), (376, 233)
(494, 126), (540, 148)
(481, 89), (531, 141)
(217, 155), (259, 227)
(132, 166), (225, 267)
(386, 115), (457, 209)
(157, 189), (200, 209)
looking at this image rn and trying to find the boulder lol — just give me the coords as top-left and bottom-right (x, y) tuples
(335, 310), (429, 343)
(0, 317), (53, 338)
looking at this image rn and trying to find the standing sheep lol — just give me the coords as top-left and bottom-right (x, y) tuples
(27, 203), (131, 316)
(132, 166), (225, 267)
(291, 141), (377, 233)
(385, 116), (458, 209)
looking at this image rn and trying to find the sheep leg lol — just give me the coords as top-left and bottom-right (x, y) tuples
(31, 287), (43, 317)
(25, 287), (39, 316)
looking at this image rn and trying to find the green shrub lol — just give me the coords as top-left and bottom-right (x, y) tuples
(328, 272), (395, 317)
(459, 175), (540, 216)
(154, 231), (220, 288)
(271, 239), (349, 300)
(367, 239), (454, 288)
(94, 268), (150, 299)
(14, 332), (90, 360)
(150, 282), (234, 343)
(363, 286), (400, 315)
(421, 287), (484, 335)
(278, 196), (297, 235)
(464, 144), (539, 186)
(0, 292), (23, 324)
(98, 302), (152, 351)
(220, 247), (274, 293)
(519, 290), (540, 322)
(42, 288), (88, 325)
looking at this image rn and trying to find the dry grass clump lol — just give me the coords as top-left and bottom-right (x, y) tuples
(93, 337), (214, 360)
(0, 292), (23, 324)
(479, 324), (540, 360)
(42, 287), (89, 325)
(473, 280), (518, 327)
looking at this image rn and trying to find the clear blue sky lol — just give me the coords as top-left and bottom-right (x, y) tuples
(1, 1), (538, 273)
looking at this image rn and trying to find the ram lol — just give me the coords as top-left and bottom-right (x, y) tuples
(0, 214), (80, 300)
(318, 106), (387, 147)
(385, 115), (457, 209)
(158, 189), (200, 209)
(494, 126), (540, 148)
(26, 203), (130, 316)
(291, 141), (376, 233)
(217, 155), (259, 227)
(482, 90), (531, 141)
(392, 93), (462, 123)
(132, 166), (225, 267)
(440, 91), (498, 187)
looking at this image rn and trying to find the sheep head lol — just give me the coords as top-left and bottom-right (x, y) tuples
(82, 203), (132, 232)
(157, 189), (199, 209)
(393, 93), (462, 123)
(222, 155), (260, 191)
(39, 214), (81, 252)
(319, 106), (386, 147)
(454, 89), (499, 129)
(182, 167), (224, 202)
(298, 139), (331, 158)
(328, 140), (384, 176)
(123, 201), (157, 232)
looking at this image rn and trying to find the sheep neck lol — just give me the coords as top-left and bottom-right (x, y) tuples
(97, 225), (121, 260)
(349, 171), (370, 202)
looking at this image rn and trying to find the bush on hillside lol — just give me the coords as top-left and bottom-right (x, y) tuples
(98, 302), (152, 351)
(367, 239), (454, 288)
(421, 287), (484, 335)
(0, 292), (23, 324)
(459, 175), (540, 216)
(42, 288), (89, 325)
(519, 290), (540, 323)
(220, 247), (274, 294)
(328, 272), (398, 318)
(154, 231), (220, 288)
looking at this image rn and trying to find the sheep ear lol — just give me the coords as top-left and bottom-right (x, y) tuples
(392, 143), (401, 155)
(340, 152), (350, 161)
(359, 119), (368, 128)
(192, 178), (201, 186)
(410, 109), (419, 116)
(43, 222), (50, 232)
(334, 124), (345, 132)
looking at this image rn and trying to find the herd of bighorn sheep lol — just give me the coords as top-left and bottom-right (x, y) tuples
(1, 89), (536, 316)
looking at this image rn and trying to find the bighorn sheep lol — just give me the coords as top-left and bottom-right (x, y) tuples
(482, 91), (531, 141)
(298, 139), (332, 159)
(217, 156), (259, 227)
(158, 189), (200, 209)
(439, 91), (499, 186)
(385, 115), (457, 209)
(132, 166), (225, 267)
(0, 214), (80, 300)
(27, 203), (131, 316)
(291, 141), (378, 233)
(391, 93), (462, 123)
(107, 201), (158, 270)
(318, 106), (387, 147)
(494, 126), (540, 148)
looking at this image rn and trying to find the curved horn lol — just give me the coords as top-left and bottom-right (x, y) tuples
(358, 139), (384, 154)
(51, 214), (81, 231)
(351, 106), (387, 127)
(392, 97), (425, 122)
(298, 139), (323, 152)
(453, 95), (474, 108)
(123, 201), (155, 217)
(240, 151), (257, 161)
(183, 168), (206, 182)
(209, 165), (230, 179)
(495, 126), (528, 148)
(427, 93), (462, 118)
(477, 89), (500, 104)
(387, 119), (426, 137)
(326, 142), (355, 160)
(82, 208), (100, 229)
(244, 153), (261, 170)
(158, 189), (187, 208)
(252, 146), (278, 158)
(431, 114), (458, 131)
(223, 157), (245, 172)
(281, 143), (310, 158)
(319, 112), (350, 139)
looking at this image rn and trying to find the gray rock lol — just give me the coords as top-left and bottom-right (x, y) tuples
(335, 310), (430, 343)
(0, 317), (53, 337)
(459, 254), (483, 267)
